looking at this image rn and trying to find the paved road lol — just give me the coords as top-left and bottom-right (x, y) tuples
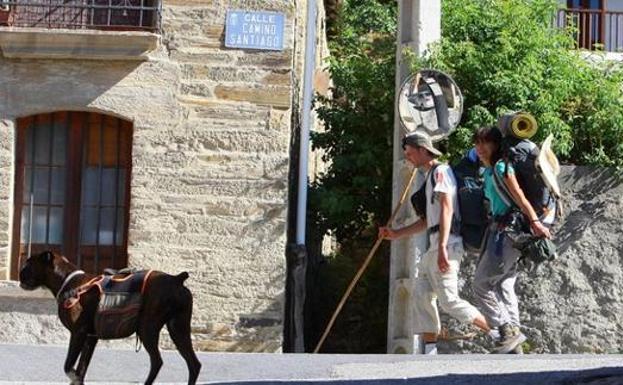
(0, 344), (622, 384)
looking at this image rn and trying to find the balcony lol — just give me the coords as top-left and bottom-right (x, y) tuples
(0, 0), (160, 31)
(0, 0), (159, 60)
(556, 8), (623, 53)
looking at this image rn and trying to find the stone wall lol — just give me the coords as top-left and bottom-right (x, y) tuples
(0, 0), (326, 351)
(0, 120), (13, 280)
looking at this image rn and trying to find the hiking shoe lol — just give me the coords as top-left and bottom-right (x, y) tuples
(487, 328), (501, 342)
(493, 323), (526, 354)
(510, 325), (525, 354)
(424, 342), (438, 355)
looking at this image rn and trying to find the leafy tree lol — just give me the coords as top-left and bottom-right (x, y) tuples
(306, 0), (397, 353)
(313, 0), (623, 247)
(310, 0), (397, 241)
(422, 0), (623, 166)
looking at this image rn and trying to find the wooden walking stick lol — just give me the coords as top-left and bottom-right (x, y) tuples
(313, 167), (419, 353)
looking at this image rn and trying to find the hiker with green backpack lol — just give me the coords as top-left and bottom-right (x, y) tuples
(471, 122), (558, 354)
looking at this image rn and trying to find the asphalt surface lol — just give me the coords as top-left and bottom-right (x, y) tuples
(0, 344), (622, 384)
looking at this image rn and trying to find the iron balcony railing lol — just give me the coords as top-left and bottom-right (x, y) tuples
(556, 8), (623, 52)
(0, 0), (160, 32)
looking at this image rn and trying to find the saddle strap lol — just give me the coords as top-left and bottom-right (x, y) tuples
(62, 275), (105, 309)
(56, 270), (85, 302)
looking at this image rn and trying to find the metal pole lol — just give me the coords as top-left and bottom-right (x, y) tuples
(28, 192), (34, 259)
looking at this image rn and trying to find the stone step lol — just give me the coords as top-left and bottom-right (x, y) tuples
(0, 281), (170, 350)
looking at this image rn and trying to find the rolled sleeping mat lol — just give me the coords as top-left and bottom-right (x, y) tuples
(498, 111), (538, 139)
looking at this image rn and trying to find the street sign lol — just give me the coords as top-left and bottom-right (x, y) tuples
(225, 10), (286, 51)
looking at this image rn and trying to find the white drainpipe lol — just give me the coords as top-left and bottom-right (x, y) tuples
(296, 0), (317, 246)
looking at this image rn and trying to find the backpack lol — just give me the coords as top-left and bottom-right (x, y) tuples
(491, 137), (562, 266)
(410, 157), (488, 253)
(452, 155), (488, 253)
(493, 137), (559, 224)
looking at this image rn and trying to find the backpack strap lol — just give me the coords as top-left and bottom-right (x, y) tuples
(427, 164), (441, 204)
(491, 161), (519, 209)
(429, 163), (461, 234)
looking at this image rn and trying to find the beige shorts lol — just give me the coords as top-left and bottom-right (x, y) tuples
(413, 241), (481, 334)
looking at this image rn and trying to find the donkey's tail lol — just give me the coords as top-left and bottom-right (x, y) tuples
(176, 272), (190, 283)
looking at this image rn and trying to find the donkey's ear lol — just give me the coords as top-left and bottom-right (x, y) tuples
(44, 251), (54, 264)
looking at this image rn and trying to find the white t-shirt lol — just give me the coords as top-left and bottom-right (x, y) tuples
(425, 163), (462, 249)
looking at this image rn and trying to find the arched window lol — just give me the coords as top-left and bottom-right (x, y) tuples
(11, 111), (133, 278)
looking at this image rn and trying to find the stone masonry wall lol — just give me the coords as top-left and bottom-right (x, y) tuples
(0, 120), (13, 280)
(0, 0), (323, 351)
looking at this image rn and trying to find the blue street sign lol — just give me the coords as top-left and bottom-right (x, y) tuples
(225, 10), (286, 51)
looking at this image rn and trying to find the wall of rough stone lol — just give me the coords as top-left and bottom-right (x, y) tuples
(0, 120), (14, 280)
(0, 0), (325, 351)
(439, 166), (623, 354)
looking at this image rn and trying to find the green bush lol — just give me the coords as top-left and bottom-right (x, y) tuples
(423, 0), (623, 166)
(306, 0), (396, 353)
(310, 0), (396, 242)
(306, 236), (390, 353)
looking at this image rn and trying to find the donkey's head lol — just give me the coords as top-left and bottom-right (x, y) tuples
(19, 250), (55, 290)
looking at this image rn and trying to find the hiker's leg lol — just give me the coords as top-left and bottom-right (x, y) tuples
(473, 228), (511, 328)
(485, 233), (527, 354)
(430, 243), (481, 327)
(498, 235), (521, 326)
(413, 249), (441, 343)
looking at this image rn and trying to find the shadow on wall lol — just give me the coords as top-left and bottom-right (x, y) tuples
(193, 272), (286, 353)
(560, 166), (623, 199)
(556, 166), (623, 255)
(304, 233), (390, 354)
(199, 366), (623, 385)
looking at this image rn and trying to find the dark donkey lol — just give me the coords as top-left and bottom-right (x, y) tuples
(19, 250), (201, 385)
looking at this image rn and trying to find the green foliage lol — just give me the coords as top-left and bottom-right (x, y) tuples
(313, 0), (623, 244)
(421, 0), (623, 166)
(310, 0), (397, 241)
(307, 237), (390, 353)
(306, 0), (396, 353)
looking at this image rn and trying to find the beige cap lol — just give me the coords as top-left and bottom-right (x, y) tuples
(402, 133), (443, 157)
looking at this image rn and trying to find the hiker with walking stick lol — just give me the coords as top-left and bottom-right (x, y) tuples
(379, 133), (518, 354)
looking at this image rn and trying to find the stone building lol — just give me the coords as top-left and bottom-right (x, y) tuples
(0, 0), (328, 351)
